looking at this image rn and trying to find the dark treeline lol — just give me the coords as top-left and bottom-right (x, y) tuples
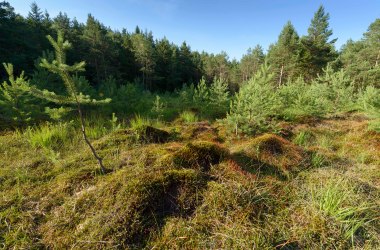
(1, 2), (379, 91)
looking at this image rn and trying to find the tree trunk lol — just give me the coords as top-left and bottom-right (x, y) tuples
(76, 101), (106, 174)
(278, 65), (284, 87)
(375, 49), (380, 67)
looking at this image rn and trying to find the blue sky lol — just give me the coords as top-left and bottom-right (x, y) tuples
(9, 0), (380, 60)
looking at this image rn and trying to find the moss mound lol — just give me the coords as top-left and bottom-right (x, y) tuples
(163, 141), (228, 172)
(244, 134), (306, 173)
(39, 169), (207, 249)
(134, 125), (170, 143)
(93, 129), (134, 150)
(181, 122), (223, 142)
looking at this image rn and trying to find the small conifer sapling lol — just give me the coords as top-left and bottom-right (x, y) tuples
(30, 31), (111, 173)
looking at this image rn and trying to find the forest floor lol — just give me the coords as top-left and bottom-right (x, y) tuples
(0, 113), (379, 249)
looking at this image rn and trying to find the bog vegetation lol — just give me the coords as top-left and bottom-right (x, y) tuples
(0, 2), (379, 249)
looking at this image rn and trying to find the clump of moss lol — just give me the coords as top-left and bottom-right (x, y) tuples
(39, 168), (208, 249)
(163, 141), (229, 172)
(243, 134), (306, 173)
(93, 129), (134, 150)
(181, 122), (224, 142)
(149, 163), (277, 249)
(133, 125), (171, 143)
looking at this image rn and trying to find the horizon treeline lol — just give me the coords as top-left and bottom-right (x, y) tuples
(1, 1), (379, 92)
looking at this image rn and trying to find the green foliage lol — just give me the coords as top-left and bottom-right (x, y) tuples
(0, 63), (45, 126)
(299, 5), (338, 79)
(341, 19), (380, 88)
(310, 178), (373, 244)
(293, 130), (314, 147)
(239, 45), (265, 83)
(310, 152), (326, 168)
(315, 65), (356, 112)
(98, 80), (153, 115)
(267, 21), (301, 85)
(130, 114), (152, 131)
(30, 31), (111, 106)
(193, 77), (209, 104)
(179, 111), (198, 123)
(357, 85), (380, 131)
(44, 107), (72, 121)
(226, 62), (280, 134)
(151, 95), (166, 120)
(190, 77), (230, 119)
(25, 122), (74, 151)
(278, 65), (355, 120)
(209, 77), (230, 110)
(278, 77), (330, 119)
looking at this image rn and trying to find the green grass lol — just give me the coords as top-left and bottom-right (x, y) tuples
(310, 177), (375, 245)
(179, 111), (199, 123)
(130, 114), (152, 130)
(293, 130), (313, 146)
(24, 122), (74, 151)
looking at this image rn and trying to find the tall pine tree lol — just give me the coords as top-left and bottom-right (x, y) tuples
(267, 21), (300, 85)
(300, 5), (337, 79)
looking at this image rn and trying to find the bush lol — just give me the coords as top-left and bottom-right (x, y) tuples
(278, 66), (356, 120)
(278, 77), (331, 120)
(357, 85), (380, 131)
(193, 77), (230, 119)
(226, 62), (281, 134)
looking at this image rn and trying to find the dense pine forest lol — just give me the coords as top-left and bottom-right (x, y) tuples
(0, 1), (379, 249)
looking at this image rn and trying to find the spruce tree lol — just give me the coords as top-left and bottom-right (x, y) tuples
(30, 31), (111, 173)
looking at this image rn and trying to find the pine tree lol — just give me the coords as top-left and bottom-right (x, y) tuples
(300, 5), (337, 79)
(131, 33), (156, 89)
(27, 2), (43, 24)
(267, 21), (300, 85)
(0, 1), (15, 20)
(178, 42), (194, 84)
(155, 37), (173, 90)
(82, 14), (112, 84)
(30, 31), (111, 173)
(341, 19), (380, 88)
(226, 61), (280, 134)
(0, 63), (41, 126)
(240, 45), (265, 82)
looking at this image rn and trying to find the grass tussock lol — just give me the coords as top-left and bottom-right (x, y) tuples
(180, 122), (223, 142)
(40, 168), (208, 249)
(162, 141), (229, 172)
(243, 133), (306, 174)
(178, 110), (199, 123)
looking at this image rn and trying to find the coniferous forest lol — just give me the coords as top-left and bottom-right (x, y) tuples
(1, 1), (379, 249)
